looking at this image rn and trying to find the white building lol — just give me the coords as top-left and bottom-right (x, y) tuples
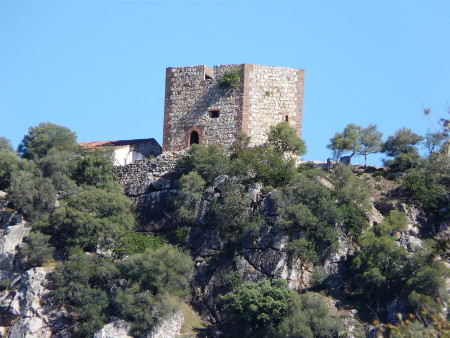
(79, 138), (162, 166)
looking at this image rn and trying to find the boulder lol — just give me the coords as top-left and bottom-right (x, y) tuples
(94, 318), (133, 338)
(146, 310), (184, 338)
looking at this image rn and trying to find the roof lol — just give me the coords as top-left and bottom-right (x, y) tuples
(79, 138), (158, 150)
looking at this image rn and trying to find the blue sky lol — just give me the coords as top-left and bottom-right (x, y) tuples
(1, 0), (449, 166)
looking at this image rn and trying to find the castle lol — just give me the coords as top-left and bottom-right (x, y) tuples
(163, 64), (304, 151)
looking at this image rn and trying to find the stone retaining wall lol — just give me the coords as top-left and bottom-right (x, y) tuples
(113, 151), (185, 186)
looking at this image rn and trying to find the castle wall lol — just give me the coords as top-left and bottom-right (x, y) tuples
(163, 65), (244, 151)
(244, 65), (304, 146)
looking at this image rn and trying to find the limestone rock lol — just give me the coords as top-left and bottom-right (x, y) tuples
(8, 317), (50, 338)
(398, 234), (423, 252)
(146, 310), (184, 338)
(94, 318), (133, 338)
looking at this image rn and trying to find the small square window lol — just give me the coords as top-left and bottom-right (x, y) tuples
(209, 110), (220, 118)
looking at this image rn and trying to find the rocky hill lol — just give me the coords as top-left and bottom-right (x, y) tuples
(0, 143), (448, 337)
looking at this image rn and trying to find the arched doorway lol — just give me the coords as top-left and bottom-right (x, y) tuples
(190, 131), (199, 146)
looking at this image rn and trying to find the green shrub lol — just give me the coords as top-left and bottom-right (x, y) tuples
(401, 152), (449, 212)
(351, 210), (449, 320)
(48, 185), (134, 251)
(272, 174), (340, 257)
(220, 271), (241, 294)
(231, 146), (297, 187)
(331, 163), (370, 209)
(209, 182), (250, 231)
(177, 144), (230, 185)
(220, 279), (294, 334)
(276, 293), (343, 338)
(51, 250), (112, 336)
(8, 171), (57, 220)
(71, 151), (116, 187)
(113, 231), (164, 258)
(21, 231), (54, 269)
(119, 246), (193, 298)
(285, 237), (319, 265)
(0, 150), (30, 190)
(219, 67), (241, 88)
(172, 171), (205, 224)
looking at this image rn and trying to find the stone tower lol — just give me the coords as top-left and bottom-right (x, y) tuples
(163, 64), (304, 151)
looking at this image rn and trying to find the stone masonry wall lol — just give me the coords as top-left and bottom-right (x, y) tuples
(113, 151), (184, 186)
(245, 65), (304, 146)
(163, 64), (304, 151)
(163, 65), (243, 151)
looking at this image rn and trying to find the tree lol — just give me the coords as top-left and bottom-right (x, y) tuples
(70, 151), (116, 187)
(382, 128), (422, 171)
(422, 129), (447, 155)
(359, 124), (383, 166)
(0, 137), (13, 152)
(327, 123), (383, 166)
(327, 123), (361, 160)
(48, 185), (134, 251)
(8, 171), (57, 220)
(0, 150), (32, 190)
(18, 122), (79, 160)
(267, 121), (307, 155)
(382, 128), (422, 157)
(231, 145), (297, 187)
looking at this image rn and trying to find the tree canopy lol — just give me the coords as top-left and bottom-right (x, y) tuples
(327, 123), (383, 166)
(18, 122), (79, 160)
(267, 121), (307, 155)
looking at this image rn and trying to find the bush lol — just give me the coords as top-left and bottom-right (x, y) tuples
(118, 246), (193, 298)
(36, 149), (77, 194)
(71, 151), (116, 187)
(112, 231), (164, 258)
(231, 146), (297, 187)
(220, 279), (294, 334)
(331, 163), (370, 209)
(0, 150), (31, 190)
(285, 237), (319, 265)
(21, 231), (54, 269)
(48, 185), (134, 251)
(351, 210), (449, 320)
(177, 144), (230, 185)
(272, 174), (340, 257)
(172, 171), (205, 224)
(276, 293), (343, 337)
(51, 250), (113, 337)
(402, 152), (449, 212)
(209, 182), (250, 231)
(219, 67), (241, 88)
(8, 171), (57, 220)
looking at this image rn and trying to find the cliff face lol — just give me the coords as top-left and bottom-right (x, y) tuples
(116, 157), (448, 330)
(0, 193), (60, 337)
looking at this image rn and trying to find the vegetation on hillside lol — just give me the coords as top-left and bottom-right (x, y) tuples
(1, 123), (193, 336)
(0, 116), (448, 337)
